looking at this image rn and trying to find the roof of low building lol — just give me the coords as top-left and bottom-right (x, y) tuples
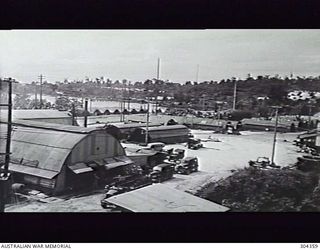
(105, 183), (229, 212)
(7, 119), (102, 134)
(241, 118), (294, 128)
(298, 129), (320, 139)
(0, 109), (71, 120)
(138, 124), (188, 132)
(105, 122), (162, 129)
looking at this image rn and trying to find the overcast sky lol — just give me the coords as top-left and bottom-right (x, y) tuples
(0, 30), (319, 83)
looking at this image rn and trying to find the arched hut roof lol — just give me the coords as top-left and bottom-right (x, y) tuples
(0, 120), (120, 178)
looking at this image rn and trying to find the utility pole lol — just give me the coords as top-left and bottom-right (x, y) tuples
(309, 105), (312, 130)
(308, 103), (316, 131)
(157, 58), (161, 80)
(271, 106), (281, 165)
(0, 78), (13, 212)
(145, 100), (150, 145)
(71, 103), (76, 126)
(119, 99), (122, 122)
(200, 95), (206, 111)
(38, 74), (44, 109)
(127, 98), (130, 110)
(155, 100), (158, 115)
(217, 105), (221, 126)
(154, 57), (161, 115)
(34, 83), (38, 109)
(84, 98), (88, 128)
(232, 81), (237, 110)
(122, 98), (126, 122)
(120, 89), (125, 122)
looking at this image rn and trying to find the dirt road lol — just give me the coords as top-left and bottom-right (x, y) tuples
(6, 130), (302, 212)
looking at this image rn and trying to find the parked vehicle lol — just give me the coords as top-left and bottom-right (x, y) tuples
(187, 138), (203, 150)
(296, 155), (320, 172)
(248, 157), (280, 169)
(149, 163), (175, 183)
(175, 157), (199, 174)
(167, 148), (185, 162)
(101, 174), (151, 208)
(143, 142), (166, 152)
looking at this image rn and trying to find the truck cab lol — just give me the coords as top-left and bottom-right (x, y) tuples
(149, 163), (174, 183)
(175, 157), (199, 175)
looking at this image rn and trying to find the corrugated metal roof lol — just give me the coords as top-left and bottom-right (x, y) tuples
(8, 119), (101, 134)
(68, 163), (93, 174)
(105, 122), (162, 129)
(9, 163), (59, 179)
(0, 123), (87, 173)
(299, 132), (319, 139)
(241, 118), (293, 128)
(125, 147), (159, 156)
(0, 109), (71, 120)
(140, 125), (188, 131)
(104, 156), (133, 170)
(114, 155), (134, 164)
(106, 184), (229, 212)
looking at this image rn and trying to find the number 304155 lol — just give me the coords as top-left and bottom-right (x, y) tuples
(301, 244), (318, 248)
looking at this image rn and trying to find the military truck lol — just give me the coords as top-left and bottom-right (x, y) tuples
(175, 157), (199, 175)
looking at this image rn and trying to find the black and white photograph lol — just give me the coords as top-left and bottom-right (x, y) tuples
(1, 29), (320, 214)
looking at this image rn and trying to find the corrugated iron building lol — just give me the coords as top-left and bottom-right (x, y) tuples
(0, 120), (132, 194)
(129, 125), (190, 144)
(104, 122), (162, 140)
(241, 118), (294, 132)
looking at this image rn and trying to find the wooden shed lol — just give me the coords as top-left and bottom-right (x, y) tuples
(0, 120), (132, 194)
(129, 125), (190, 144)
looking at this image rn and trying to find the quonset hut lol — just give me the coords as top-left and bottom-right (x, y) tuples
(0, 120), (132, 194)
(129, 125), (190, 144)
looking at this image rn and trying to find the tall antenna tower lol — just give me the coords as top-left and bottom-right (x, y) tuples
(157, 58), (161, 80)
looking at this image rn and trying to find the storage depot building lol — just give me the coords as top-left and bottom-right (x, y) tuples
(0, 120), (132, 194)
